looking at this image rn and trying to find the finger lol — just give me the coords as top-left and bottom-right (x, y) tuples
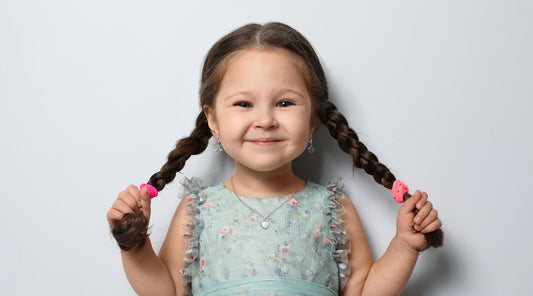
(125, 185), (142, 208)
(421, 217), (442, 233)
(107, 208), (126, 225)
(113, 199), (136, 216)
(117, 190), (141, 210)
(139, 185), (152, 220)
(418, 209), (439, 231)
(107, 198), (135, 226)
(414, 201), (433, 226)
(415, 191), (429, 210)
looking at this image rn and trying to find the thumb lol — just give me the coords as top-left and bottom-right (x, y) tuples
(399, 190), (422, 216)
(139, 185), (152, 221)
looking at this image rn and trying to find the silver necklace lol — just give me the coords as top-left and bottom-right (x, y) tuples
(230, 177), (298, 230)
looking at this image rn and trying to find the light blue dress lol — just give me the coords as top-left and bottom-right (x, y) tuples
(180, 177), (350, 296)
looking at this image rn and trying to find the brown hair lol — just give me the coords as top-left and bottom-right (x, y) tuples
(111, 22), (442, 251)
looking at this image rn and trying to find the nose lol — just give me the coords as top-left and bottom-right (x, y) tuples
(254, 107), (278, 129)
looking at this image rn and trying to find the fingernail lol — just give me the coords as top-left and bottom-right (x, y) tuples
(137, 202), (142, 208)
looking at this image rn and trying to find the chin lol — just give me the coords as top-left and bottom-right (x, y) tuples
(245, 157), (300, 173)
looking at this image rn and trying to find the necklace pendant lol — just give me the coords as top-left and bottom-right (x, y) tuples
(260, 220), (270, 229)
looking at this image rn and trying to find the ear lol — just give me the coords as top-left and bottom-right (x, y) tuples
(203, 105), (219, 139)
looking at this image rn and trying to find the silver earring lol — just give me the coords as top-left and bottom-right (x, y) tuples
(214, 137), (224, 153)
(307, 137), (315, 153)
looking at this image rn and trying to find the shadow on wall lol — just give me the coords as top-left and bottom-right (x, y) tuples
(293, 126), (325, 183)
(293, 76), (357, 185)
(293, 120), (344, 184)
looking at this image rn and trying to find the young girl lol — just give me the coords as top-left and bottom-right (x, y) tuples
(107, 22), (443, 296)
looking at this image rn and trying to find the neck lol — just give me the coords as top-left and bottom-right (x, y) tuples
(226, 163), (304, 198)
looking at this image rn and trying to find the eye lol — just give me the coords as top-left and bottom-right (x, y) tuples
(276, 100), (295, 108)
(234, 101), (252, 108)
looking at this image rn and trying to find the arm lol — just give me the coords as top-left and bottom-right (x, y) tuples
(158, 196), (192, 296)
(341, 190), (442, 296)
(120, 237), (177, 296)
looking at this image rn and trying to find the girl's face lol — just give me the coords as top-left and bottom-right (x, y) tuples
(205, 48), (315, 175)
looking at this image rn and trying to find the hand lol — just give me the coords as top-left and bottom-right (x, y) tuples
(107, 185), (152, 228)
(396, 190), (442, 252)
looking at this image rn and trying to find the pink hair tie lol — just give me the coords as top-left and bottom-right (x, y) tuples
(140, 183), (158, 199)
(392, 180), (409, 203)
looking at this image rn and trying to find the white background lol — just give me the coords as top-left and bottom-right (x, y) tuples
(2, 1), (532, 295)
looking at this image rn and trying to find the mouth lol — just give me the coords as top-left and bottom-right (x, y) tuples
(246, 138), (282, 146)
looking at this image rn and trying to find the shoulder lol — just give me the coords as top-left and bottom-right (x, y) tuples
(304, 180), (339, 196)
(201, 182), (225, 196)
(302, 179), (347, 201)
(177, 177), (228, 205)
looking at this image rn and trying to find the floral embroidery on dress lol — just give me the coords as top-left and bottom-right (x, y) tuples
(180, 177), (351, 295)
(288, 198), (298, 207)
(220, 225), (230, 236)
(279, 244), (292, 256)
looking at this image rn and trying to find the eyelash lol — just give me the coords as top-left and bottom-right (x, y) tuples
(276, 100), (295, 107)
(234, 101), (252, 108)
(233, 99), (295, 108)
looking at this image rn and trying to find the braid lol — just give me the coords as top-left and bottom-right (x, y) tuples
(147, 112), (212, 191)
(111, 112), (211, 251)
(318, 100), (396, 189)
(318, 100), (444, 248)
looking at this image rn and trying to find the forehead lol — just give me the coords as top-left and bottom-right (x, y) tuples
(216, 48), (309, 96)
(225, 47), (303, 68)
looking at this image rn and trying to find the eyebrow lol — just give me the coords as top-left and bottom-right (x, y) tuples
(223, 89), (306, 101)
(280, 89), (306, 98)
(223, 91), (253, 101)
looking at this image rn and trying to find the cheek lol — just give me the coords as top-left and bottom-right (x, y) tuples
(217, 114), (247, 139)
(289, 113), (313, 143)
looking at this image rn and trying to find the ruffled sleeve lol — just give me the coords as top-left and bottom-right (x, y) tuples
(178, 177), (207, 295)
(323, 178), (351, 291)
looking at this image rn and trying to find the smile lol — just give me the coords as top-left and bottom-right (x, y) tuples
(246, 138), (282, 146)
